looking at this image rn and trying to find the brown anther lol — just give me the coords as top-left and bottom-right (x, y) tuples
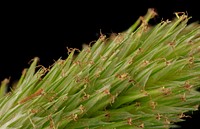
(184, 81), (193, 91)
(104, 89), (110, 95)
(105, 112), (111, 121)
(188, 40), (193, 44)
(150, 101), (157, 109)
(73, 61), (81, 66)
(30, 109), (39, 114)
(178, 112), (191, 119)
(140, 90), (149, 96)
(115, 33), (124, 44)
(48, 96), (55, 102)
(67, 47), (80, 55)
(105, 112), (110, 118)
(75, 76), (81, 83)
(110, 94), (116, 104)
(139, 123), (144, 128)
(79, 105), (85, 114)
(117, 73), (129, 80)
(110, 33), (118, 40)
(174, 12), (185, 19)
(180, 93), (186, 102)
(36, 65), (48, 76)
(161, 87), (172, 96)
(148, 8), (158, 18)
(88, 60), (94, 65)
(156, 113), (162, 120)
(57, 59), (65, 65)
(139, 16), (147, 25)
(188, 57), (194, 64)
(164, 118), (170, 125)
(49, 115), (55, 129)
(128, 79), (135, 83)
(165, 60), (171, 66)
(143, 60), (149, 65)
(82, 44), (91, 53)
(72, 114), (78, 121)
(83, 92), (90, 100)
(128, 58), (133, 64)
(83, 77), (90, 84)
(135, 102), (141, 107)
(99, 31), (106, 42)
(95, 72), (100, 78)
(141, 60), (150, 67)
(127, 117), (132, 125)
(100, 55), (107, 61)
(169, 42), (175, 46)
(62, 95), (68, 101)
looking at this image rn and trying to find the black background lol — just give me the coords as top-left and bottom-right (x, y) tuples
(0, 0), (199, 128)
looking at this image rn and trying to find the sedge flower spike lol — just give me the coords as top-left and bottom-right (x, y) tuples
(0, 8), (200, 129)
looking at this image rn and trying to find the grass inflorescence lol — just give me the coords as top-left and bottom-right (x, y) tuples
(0, 8), (200, 129)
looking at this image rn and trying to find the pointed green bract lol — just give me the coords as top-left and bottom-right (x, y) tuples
(0, 9), (200, 128)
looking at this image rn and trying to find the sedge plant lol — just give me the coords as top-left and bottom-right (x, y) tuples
(0, 8), (200, 129)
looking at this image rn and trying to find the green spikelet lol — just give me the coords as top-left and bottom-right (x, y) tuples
(0, 8), (200, 129)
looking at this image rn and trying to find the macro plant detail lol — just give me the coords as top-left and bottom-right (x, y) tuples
(0, 9), (200, 129)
